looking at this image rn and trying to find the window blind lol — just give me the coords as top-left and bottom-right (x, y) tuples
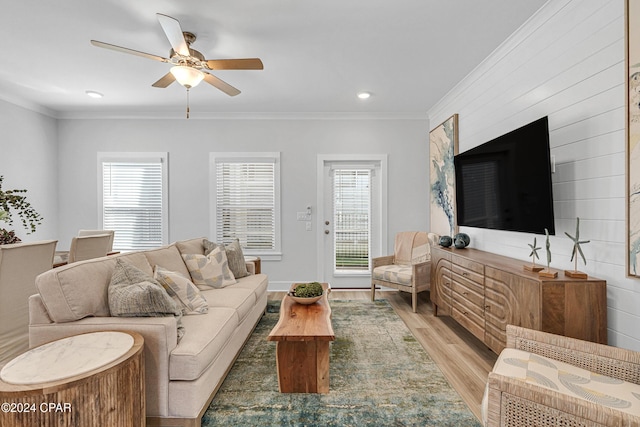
(102, 161), (164, 251)
(215, 161), (275, 250)
(333, 169), (371, 271)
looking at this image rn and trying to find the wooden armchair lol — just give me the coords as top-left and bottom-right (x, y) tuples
(370, 231), (439, 312)
(483, 325), (640, 426)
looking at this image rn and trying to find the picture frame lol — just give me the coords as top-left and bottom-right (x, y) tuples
(429, 114), (459, 238)
(627, 0), (640, 277)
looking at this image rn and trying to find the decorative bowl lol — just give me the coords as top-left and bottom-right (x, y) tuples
(289, 282), (324, 304)
(288, 292), (323, 305)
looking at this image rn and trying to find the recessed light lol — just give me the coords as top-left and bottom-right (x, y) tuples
(85, 90), (104, 99)
(357, 91), (371, 99)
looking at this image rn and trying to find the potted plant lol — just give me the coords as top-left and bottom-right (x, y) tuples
(289, 282), (324, 304)
(0, 176), (44, 244)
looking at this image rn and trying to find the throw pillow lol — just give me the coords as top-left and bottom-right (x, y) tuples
(154, 266), (209, 315)
(108, 258), (185, 340)
(204, 238), (249, 279)
(224, 239), (249, 279)
(203, 239), (224, 256)
(182, 246), (237, 290)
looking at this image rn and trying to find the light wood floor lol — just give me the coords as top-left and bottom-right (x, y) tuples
(268, 289), (496, 421)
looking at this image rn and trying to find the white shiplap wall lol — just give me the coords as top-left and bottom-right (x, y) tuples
(428, 0), (640, 350)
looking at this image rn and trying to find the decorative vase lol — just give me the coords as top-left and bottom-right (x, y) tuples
(453, 233), (470, 248)
(438, 235), (453, 247)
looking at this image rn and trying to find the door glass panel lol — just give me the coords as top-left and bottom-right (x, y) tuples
(332, 169), (371, 272)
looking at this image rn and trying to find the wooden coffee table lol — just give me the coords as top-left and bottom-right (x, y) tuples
(267, 283), (335, 393)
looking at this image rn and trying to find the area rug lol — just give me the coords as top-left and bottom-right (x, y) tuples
(201, 299), (481, 427)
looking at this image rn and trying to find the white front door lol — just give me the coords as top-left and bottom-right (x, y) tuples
(317, 155), (387, 288)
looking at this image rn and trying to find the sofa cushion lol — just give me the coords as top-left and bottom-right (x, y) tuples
(108, 259), (184, 339)
(482, 347), (640, 424)
(175, 238), (206, 256)
(144, 244), (191, 278)
(372, 265), (412, 286)
(182, 247), (236, 289)
(114, 252), (155, 276)
(154, 266), (208, 315)
(199, 287), (256, 322)
(169, 307), (238, 380)
(232, 273), (269, 301)
(36, 258), (116, 322)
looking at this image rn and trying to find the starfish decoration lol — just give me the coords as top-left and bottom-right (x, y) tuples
(528, 237), (541, 260)
(565, 217), (590, 268)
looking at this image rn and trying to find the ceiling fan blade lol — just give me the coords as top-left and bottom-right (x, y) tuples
(205, 58), (264, 70)
(203, 73), (241, 96)
(91, 40), (169, 62)
(157, 13), (190, 56)
(152, 72), (176, 88)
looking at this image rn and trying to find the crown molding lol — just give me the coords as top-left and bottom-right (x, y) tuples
(53, 110), (428, 121)
(0, 93), (57, 118)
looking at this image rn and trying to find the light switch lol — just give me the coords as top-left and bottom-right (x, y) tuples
(305, 221), (312, 231)
(297, 212), (311, 221)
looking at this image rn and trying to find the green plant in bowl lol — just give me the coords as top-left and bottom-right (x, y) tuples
(289, 282), (324, 304)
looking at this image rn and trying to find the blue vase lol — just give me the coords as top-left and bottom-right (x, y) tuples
(453, 233), (470, 248)
(439, 235), (453, 247)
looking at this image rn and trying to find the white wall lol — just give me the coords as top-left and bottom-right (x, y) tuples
(56, 117), (429, 289)
(429, 0), (639, 350)
(0, 99), (58, 243)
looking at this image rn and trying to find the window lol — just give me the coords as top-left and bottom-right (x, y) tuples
(210, 153), (281, 260)
(98, 153), (168, 251)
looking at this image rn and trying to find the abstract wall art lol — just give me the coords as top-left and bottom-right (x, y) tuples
(429, 114), (458, 238)
(627, 0), (640, 277)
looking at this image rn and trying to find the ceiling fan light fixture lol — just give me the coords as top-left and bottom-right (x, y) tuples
(85, 90), (104, 99)
(170, 65), (204, 88)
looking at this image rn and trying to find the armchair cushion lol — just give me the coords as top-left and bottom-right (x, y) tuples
(484, 348), (640, 422)
(393, 231), (433, 265)
(372, 264), (413, 286)
(483, 325), (640, 427)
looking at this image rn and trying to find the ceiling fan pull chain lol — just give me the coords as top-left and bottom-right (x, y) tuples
(186, 88), (190, 119)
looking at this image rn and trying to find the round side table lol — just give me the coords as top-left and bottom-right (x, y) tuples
(0, 331), (144, 427)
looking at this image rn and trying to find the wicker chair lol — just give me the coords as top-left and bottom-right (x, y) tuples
(483, 325), (640, 427)
(370, 231), (439, 312)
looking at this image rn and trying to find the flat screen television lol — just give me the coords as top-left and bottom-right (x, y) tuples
(454, 116), (555, 235)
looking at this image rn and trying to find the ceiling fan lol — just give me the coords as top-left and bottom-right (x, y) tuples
(91, 13), (263, 97)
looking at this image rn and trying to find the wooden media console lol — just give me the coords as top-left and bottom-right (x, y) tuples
(430, 246), (607, 354)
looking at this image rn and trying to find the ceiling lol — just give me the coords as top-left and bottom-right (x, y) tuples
(0, 0), (548, 118)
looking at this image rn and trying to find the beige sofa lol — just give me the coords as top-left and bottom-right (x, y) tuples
(28, 237), (268, 427)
